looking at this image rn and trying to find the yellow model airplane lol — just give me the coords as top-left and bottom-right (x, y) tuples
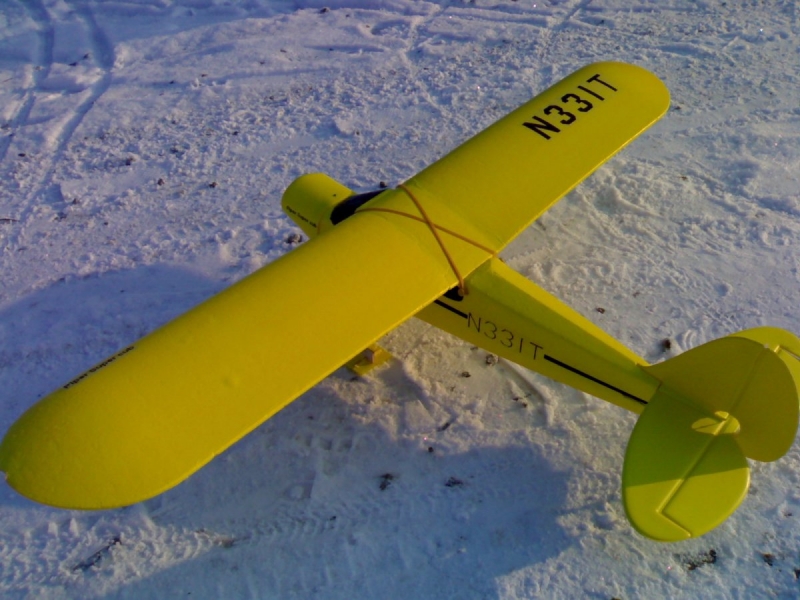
(2, 62), (799, 542)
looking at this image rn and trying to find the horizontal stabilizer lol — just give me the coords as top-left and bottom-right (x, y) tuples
(623, 336), (800, 540)
(623, 388), (748, 541)
(645, 335), (799, 462)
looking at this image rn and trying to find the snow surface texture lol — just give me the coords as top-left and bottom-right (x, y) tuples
(2, 0), (800, 598)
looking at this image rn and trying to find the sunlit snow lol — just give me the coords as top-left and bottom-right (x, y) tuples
(2, 1), (800, 598)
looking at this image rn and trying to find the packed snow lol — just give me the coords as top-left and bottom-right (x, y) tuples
(2, 1), (800, 598)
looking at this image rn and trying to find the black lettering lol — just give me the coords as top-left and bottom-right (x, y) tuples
(500, 329), (514, 348)
(484, 321), (498, 340)
(467, 313), (482, 332)
(528, 342), (542, 360)
(522, 116), (560, 140)
(577, 85), (604, 101)
(544, 104), (576, 126)
(587, 74), (617, 92)
(562, 93), (593, 113)
(64, 346), (135, 389)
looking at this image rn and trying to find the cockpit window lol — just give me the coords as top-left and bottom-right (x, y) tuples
(330, 189), (386, 225)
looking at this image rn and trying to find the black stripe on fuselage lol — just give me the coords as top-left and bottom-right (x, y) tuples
(433, 299), (468, 319)
(544, 355), (647, 405)
(431, 300), (645, 406)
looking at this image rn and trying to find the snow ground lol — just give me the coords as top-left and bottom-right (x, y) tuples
(2, 0), (800, 598)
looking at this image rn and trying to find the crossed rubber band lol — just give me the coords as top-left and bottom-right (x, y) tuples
(357, 183), (496, 297)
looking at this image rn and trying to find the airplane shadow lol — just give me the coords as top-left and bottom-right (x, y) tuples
(0, 267), (576, 598)
(0, 263), (223, 445)
(125, 379), (576, 600)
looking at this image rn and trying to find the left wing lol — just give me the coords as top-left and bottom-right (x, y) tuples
(0, 212), (457, 509)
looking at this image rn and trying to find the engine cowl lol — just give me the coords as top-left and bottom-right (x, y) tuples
(282, 173), (389, 239)
(281, 173), (353, 238)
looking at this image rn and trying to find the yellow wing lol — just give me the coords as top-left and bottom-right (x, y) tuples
(0, 62), (670, 510)
(0, 213), (457, 509)
(382, 61), (670, 253)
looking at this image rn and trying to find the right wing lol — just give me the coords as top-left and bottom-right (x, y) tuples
(380, 61), (670, 254)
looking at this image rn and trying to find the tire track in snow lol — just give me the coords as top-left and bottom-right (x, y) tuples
(0, 0), (54, 165)
(396, 5), (449, 119)
(7, 1), (115, 249)
(530, 0), (594, 86)
(0, 512), (218, 594)
(38, 0), (114, 162)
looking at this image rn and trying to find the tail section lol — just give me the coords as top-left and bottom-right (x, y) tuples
(623, 330), (800, 541)
(421, 256), (800, 541)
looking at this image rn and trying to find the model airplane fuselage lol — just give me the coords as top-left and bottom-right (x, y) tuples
(2, 62), (799, 542)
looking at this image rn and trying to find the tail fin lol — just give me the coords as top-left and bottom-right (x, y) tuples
(622, 329), (800, 541)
